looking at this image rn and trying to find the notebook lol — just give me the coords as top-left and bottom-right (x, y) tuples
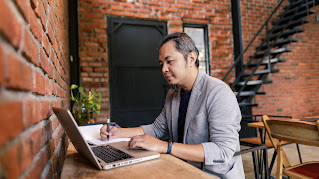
(53, 107), (160, 170)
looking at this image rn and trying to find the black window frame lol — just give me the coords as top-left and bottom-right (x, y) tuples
(183, 23), (210, 75)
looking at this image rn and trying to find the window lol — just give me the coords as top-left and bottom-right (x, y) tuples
(183, 24), (210, 74)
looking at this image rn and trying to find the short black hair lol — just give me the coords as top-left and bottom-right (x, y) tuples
(159, 32), (199, 67)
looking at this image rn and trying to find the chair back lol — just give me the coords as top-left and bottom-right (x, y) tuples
(264, 116), (319, 147)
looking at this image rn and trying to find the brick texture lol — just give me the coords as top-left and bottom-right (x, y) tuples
(0, 0), (70, 178)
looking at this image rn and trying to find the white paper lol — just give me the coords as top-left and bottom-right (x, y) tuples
(87, 138), (131, 145)
(78, 124), (130, 145)
(78, 124), (103, 141)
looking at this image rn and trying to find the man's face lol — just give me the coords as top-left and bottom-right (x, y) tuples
(159, 40), (190, 86)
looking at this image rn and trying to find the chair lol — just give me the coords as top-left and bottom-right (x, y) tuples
(262, 115), (319, 179)
(241, 115), (303, 174)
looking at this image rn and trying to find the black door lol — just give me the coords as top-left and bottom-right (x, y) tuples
(108, 18), (168, 127)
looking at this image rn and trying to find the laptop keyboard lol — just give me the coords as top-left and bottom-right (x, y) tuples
(91, 145), (134, 163)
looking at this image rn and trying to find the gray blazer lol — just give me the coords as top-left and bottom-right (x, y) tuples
(142, 70), (245, 178)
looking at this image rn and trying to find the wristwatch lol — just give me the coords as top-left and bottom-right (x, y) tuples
(167, 141), (173, 154)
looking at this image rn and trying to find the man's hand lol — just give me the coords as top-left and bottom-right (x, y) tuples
(100, 125), (119, 141)
(128, 134), (167, 153)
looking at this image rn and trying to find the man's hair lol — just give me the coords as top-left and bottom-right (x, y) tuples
(159, 32), (199, 67)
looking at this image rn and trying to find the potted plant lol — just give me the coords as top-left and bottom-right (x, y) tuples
(70, 84), (102, 125)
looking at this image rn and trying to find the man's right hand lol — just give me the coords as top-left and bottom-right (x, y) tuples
(100, 125), (119, 141)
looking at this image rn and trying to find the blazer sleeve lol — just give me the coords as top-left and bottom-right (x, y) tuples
(201, 84), (241, 165)
(140, 106), (168, 139)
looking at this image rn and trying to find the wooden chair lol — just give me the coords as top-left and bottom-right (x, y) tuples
(241, 115), (303, 173)
(262, 115), (319, 179)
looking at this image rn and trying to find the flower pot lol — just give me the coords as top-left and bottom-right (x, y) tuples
(72, 102), (93, 125)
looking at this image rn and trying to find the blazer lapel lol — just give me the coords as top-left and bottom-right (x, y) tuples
(171, 88), (180, 142)
(183, 70), (204, 143)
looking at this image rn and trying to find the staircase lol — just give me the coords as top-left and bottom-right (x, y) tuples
(223, 0), (319, 138)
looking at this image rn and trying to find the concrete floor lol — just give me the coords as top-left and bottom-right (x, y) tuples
(241, 144), (319, 178)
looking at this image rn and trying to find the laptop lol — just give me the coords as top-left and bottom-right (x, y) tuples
(53, 107), (160, 170)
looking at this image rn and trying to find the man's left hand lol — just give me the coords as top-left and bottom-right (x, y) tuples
(128, 134), (167, 153)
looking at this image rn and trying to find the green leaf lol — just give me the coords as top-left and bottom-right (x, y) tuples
(91, 90), (96, 96)
(97, 93), (102, 98)
(71, 84), (78, 90)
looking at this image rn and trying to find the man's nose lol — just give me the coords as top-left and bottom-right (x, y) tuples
(162, 63), (168, 73)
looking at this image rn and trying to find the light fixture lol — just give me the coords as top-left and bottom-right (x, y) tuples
(316, 14), (319, 22)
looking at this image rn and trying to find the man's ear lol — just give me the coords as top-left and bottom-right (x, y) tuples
(187, 52), (197, 67)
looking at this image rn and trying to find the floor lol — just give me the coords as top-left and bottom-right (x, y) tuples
(241, 144), (319, 178)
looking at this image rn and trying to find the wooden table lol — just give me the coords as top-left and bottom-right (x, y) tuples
(61, 143), (216, 179)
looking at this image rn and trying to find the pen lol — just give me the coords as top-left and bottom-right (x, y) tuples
(107, 115), (110, 141)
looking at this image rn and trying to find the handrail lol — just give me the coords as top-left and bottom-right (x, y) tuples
(222, 0), (285, 82)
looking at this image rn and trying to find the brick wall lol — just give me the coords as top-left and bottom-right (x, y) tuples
(0, 0), (69, 178)
(78, 0), (234, 121)
(78, 0), (319, 121)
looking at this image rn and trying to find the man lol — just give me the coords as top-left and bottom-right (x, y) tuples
(101, 32), (244, 178)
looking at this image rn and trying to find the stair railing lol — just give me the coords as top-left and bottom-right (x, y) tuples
(222, 0), (285, 89)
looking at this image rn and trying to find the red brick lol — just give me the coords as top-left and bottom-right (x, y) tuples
(0, 0), (23, 49)
(0, 102), (24, 146)
(0, 143), (22, 179)
(45, 77), (52, 96)
(22, 62), (33, 91)
(24, 99), (41, 127)
(28, 3), (43, 41)
(0, 44), (4, 85)
(23, 29), (39, 66)
(40, 49), (54, 78)
(42, 31), (51, 56)
(5, 52), (22, 89)
(34, 70), (46, 95)
(20, 136), (34, 172)
(25, 145), (50, 179)
(34, 1), (47, 28)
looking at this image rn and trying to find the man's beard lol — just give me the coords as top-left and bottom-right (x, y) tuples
(169, 84), (179, 91)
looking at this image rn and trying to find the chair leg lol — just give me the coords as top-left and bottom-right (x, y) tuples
(269, 150), (277, 174)
(296, 144), (302, 163)
(252, 151), (260, 179)
(276, 145), (283, 179)
(263, 147), (270, 179)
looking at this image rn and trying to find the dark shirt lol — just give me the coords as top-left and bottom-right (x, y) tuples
(178, 89), (192, 143)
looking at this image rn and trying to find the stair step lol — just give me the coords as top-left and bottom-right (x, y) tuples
(271, 18), (310, 33)
(250, 48), (292, 59)
(262, 28), (305, 42)
(237, 80), (263, 86)
(242, 69), (280, 77)
(284, 0), (306, 10)
(246, 58), (287, 67)
(258, 38), (298, 51)
(234, 91), (256, 97)
(237, 80), (273, 86)
(274, 10), (314, 26)
(284, 0), (318, 10)
(239, 103), (258, 107)
(281, 1), (317, 18)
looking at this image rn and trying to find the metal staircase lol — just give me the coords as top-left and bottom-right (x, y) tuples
(223, 0), (319, 112)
